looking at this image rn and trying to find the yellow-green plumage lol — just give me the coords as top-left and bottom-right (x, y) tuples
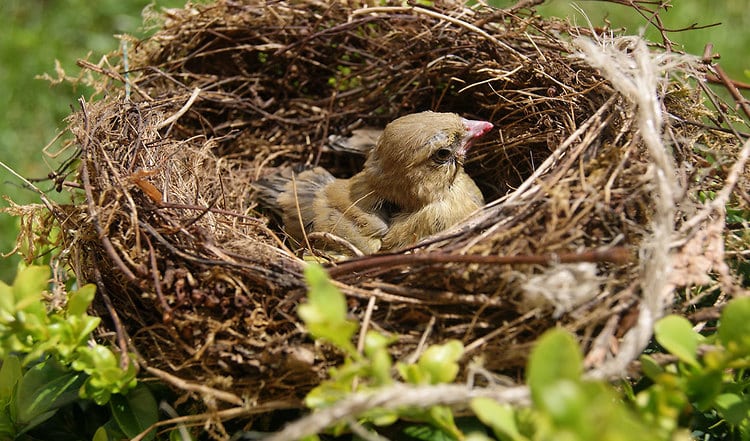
(262, 111), (493, 254)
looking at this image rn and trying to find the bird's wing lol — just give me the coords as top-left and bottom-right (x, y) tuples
(327, 128), (382, 156)
(252, 167), (297, 217)
(276, 167), (336, 242)
(310, 178), (389, 254)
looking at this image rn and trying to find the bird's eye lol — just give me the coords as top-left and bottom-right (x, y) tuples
(432, 148), (453, 164)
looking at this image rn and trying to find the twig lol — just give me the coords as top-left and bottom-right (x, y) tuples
(265, 383), (529, 441)
(712, 64), (750, 122)
(706, 74), (750, 91)
(308, 232), (365, 257)
(358, 296), (377, 355)
(681, 136), (750, 233)
(77, 59), (152, 102)
(290, 173), (316, 255)
(144, 366), (244, 406)
(408, 315), (436, 365)
(507, 0), (545, 12)
(0, 160), (58, 214)
(145, 235), (173, 322)
(327, 247), (631, 278)
(93, 267), (132, 371)
(156, 87), (202, 130)
(132, 400), (295, 441)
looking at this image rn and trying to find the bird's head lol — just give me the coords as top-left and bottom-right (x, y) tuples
(364, 111), (493, 208)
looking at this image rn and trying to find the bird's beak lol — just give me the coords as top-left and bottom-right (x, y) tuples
(462, 119), (494, 139)
(458, 119), (494, 156)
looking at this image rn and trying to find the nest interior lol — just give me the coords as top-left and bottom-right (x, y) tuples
(43, 0), (744, 408)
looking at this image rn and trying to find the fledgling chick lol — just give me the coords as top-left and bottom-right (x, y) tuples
(257, 111), (493, 254)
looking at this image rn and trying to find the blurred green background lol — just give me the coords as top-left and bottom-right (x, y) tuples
(0, 0), (747, 283)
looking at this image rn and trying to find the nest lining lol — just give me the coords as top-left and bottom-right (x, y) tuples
(28, 0), (747, 416)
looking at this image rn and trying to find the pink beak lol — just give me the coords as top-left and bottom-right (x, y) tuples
(458, 118), (493, 156)
(462, 119), (494, 138)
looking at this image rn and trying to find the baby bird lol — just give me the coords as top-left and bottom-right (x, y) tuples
(258, 111), (493, 254)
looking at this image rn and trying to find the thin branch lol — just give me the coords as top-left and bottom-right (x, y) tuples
(156, 87), (202, 130)
(265, 383), (529, 441)
(327, 247), (631, 278)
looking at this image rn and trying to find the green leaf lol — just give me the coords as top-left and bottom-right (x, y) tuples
(0, 356), (21, 406)
(464, 434), (498, 441)
(304, 382), (346, 409)
(718, 297), (750, 356)
(299, 264), (358, 355)
(66, 283), (96, 317)
(361, 406), (399, 427)
(73, 345), (137, 401)
(0, 281), (13, 318)
(15, 360), (85, 430)
(110, 384), (159, 441)
(654, 315), (701, 367)
(686, 369), (723, 411)
(714, 393), (750, 426)
(0, 409), (15, 439)
(527, 329), (582, 403)
(401, 423), (454, 441)
(12, 265), (49, 312)
(536, 379), (586, 425)
(427, 405), (462, 439)
(301, 264), (348, 324)
(639, 354), (664, 380)
(397, 363), (425, 385)
(59, 314), (101, 353)
(363, 330), (393, 358)
(93, 426), (110, 441)
(471, 397), (527, 441)
(417, 340), (464, 384)
(365, 331), (393, 385)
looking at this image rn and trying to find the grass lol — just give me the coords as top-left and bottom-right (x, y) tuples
(0, 0), (747, 283)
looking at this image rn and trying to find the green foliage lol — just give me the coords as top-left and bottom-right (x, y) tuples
(470, 300), (750, 441)
(300, 266), (750, 441)
(0, 264), (154, 439)
(473, 329), (659, 441)
(299, 264), (358, 356)
(471, 398), (526, 441)
(526, 330), (581, 400)
(13, 358), (85, 436)
(717, 297), (750, 356)
(109, 384), (159, 441)
(0, 265), (136, 404)
(300, 264), (465, 438)
(638, 297), (750, 439)
(397, 340), (463, 385)
(654, 315), (703, 368)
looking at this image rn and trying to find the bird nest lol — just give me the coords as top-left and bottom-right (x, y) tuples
(19, 0), (749, 421)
